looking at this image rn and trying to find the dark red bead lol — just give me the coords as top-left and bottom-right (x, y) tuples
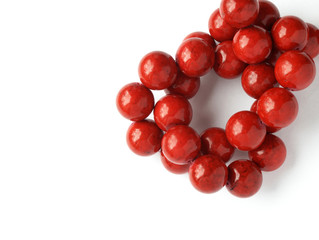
(302, 23), (319, 58)
(116, 82), (154, 121)
(249, 134), (286, 171)
(227, 160), (263, 198)
(138, 51), (178, 90)
(254, 0), (280, 31)
(184, 31), (216, 49)
(126, 120), (163, 156)
(266, 47), (282, 67)
(233, 26), (272, 64)
(160, 150), (190, 174)
(200, 127), (235, 163)
(162, 125), (201, 165)
(189, 155), (228, 194)
(153, 94), (192, 131)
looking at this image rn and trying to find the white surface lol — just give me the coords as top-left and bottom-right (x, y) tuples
(0, 0), (319, 239)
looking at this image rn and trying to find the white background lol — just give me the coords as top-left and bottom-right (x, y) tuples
(0, 0), (319, 239)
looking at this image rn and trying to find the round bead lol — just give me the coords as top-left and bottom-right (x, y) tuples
(227, 160), (263, 198)
(153, 94), (193, 131)
(200, 127), (235, 163)
(126, 120), (163, 156)
(266, 47), (282, 67)
(161, 125), (201, 165)
(220, 0), (259, 28)
(257, 87), (299, 128)
(160, 151), (190, 174)
(208, 9), (238, 42)
(233, 26), (272, 64)
(189, 155), (228, 194)
(241, 63), (277, 99)
(214, 41), (247, 79)
(116, 82), (154, 121)
(302, 23), (319, 58)
(184, 31), (216, 49)
(226, 111), (266, 151)
(271, 16), (308, 51)
(138, 51), (178, 90)
(176, 38), (215, 77)
(254, 0), (280, 31)
(275, 50), (316, 91)
(249, 134), (286, 171)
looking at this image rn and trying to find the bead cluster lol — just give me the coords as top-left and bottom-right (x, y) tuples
(116, 0), (318, 198)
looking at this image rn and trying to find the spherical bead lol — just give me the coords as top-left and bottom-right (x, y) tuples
(302, 23), (319, 58)
(184, 31), (216, 49)
(160, 151), (190, 174)
(254, 0), (280, 31)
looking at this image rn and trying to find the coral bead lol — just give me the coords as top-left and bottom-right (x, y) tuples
(257, 87), (299, 128)
(226, 111), (266, 151)
(254, 0), (280, 31)
(189, 155), (228, 194)
(249, 134), (286, 171)
(214, 41), (247, 79)
(227, 160), (263, 198)
(220, 0), (259, 28)
(160, 151), (190, 174)
(275, 50), (316, 91)
(176, 38), (215, 77)
(271, 16), (308, 51)
(161, 125), (201, 165)
(116, 82), (154, 121)
(138, 51), (178, 90)
(154, 94), (193, 131)
(126, 120), (163, 156)
(184, 31), (216, 49)
(233, 26), (272, 64)
(200, 127), (235, 163)
(302, 23), (319, 58)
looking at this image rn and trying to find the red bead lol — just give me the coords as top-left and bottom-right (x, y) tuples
(184, 31), (216, 49)
(208, 9), (238, 42)
(271, 16), (308, 51)
(233, 26), (272, 64)
(161, 125), (201, 165)
(241, 63), (277, 99)
(165, 71), (200, 99)
(116, 82), (154, 121)
(160, 150), (190, 174)
(214, 41), (247, 79)
(200, 127), (235, 163)
(138, 51), (178, 90)
(154, 94), (192, 131)
(249, 134), (286, 171)
(126, 120), (163, 156)
(257, 87), (298, 128)
(302, 23), (319, 58)
(189, 155), (228, 194)
(220, 0), (259, 28)
(227, 160), (263, 198)
(266, 47), (282, 67)
(226, 111), (266, 151)
(176, 38), (215, 77)
(254, 0), (280, 31)
(275, 50), (316, 91)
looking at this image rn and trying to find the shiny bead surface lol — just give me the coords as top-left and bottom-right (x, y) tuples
(189, 155), (228, 194)
(126, 120), (163, 156)
(160, 150), (190, 174)
(116, 82), (154, 121)
(161, 125), (201, 165)
(226, 111), (266, 151)
(184, 31), (216, 49)
(302, 23), (319, 58)
(275, 50), (316, 91)
(254, 0), (280, 31)
(227, 160), (263, 198)
(138, 51), (178, 90)
(153, 94), (193, 131)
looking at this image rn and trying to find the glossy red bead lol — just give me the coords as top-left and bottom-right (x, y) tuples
(161, 125), (201, 165)
(126, 120), (163, 156)
(302, 23), (319, 58)
(271, 16), (308, 51)
(249, 134), (286, 171)
(254, 0), (280, 31)
(176, 38), (215, 77)
(233, 26), (272, 64)
(257, 87), (299, 128)
(189, 155), (228, 194)
(227, 160), (263, 198)
(266, 47), (282, 67)
(184, 31), (216, 49)
(153, 94), (193, 131)
(226, 111), (266, 151)
(116, 82), (154, 121)
(241, 63), (277, 99)
(200, 127), (235, 163)
(220, 0), (259, 28)
(275, 50), (316, 91)
(160, 150), (190, 174)
(138, 51), (178, 90)
(214, 41), (247, 79)
(208, 9), (238, 42)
